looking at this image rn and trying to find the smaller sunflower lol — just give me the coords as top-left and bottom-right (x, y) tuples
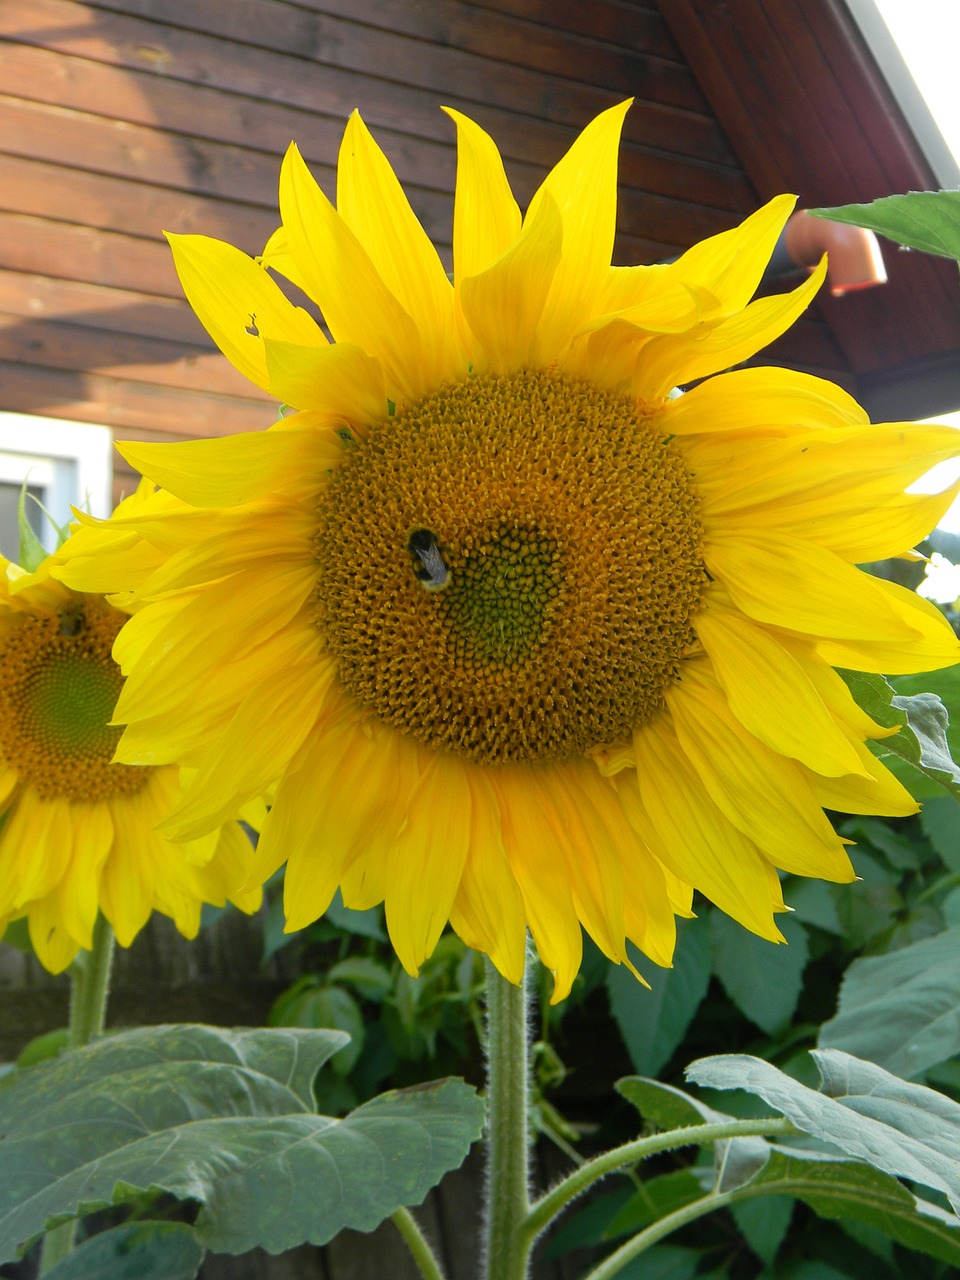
(0, 501), (262, 973)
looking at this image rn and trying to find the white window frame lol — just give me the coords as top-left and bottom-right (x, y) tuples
(0, 412), (113, 553)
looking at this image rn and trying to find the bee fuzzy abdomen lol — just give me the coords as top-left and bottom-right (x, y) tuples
(58, 605), (86, 637)
(407, 528), (450, 592)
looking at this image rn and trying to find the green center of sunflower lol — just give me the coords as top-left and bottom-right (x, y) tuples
(439, 524), (560, 666)
(0, 597), (150, 801)
(313, 369), (705, 765)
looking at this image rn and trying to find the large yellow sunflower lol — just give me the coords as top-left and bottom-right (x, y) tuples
(0, 509), (262, 973)
(55, 102), (960, 999)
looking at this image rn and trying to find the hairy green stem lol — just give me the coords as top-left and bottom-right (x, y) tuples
(482, 958), (533, 1280)
(392, 1207), (447, 1280)
(40, 914), (116, 1275)
(522, 1116), (796, 1249)
(67, 913), (115, 1051)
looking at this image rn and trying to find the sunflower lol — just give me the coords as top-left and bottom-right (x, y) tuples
(54, 102), (960, 1000)
(0, 510), (262, 973)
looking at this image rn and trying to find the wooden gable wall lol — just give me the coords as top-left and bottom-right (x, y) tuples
(1, 0), (849, 504)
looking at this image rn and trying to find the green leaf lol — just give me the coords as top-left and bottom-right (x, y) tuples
(840, 817), (922, 871)
(327, 956), (394, 999)
(782, 878), (843, 935)
(819, 927), (960, 1079)
(0, 1023), (484, 1261)
(42, 1222), (204, 1280)
(617, 1076), (766, 1192)
(773, 1265), (853, 1280)
(739, 1146), (960, 1267)
(809, 191), (960, 261)
(606, 917), (711, 1075)
(617, 1076), (732, 1130)
(711, 913), (809, 1034)
(830, 849), (903, 950)
(612, 1243), (704, 1280)
(15, 1030), (67, 1069)
(890, 692), (960, 798)
(687, 1048), (960, 1212)
(271, 982), (365, 1076)
(920, 794), (960, 872)
(325, 890), (387, 940)
(603, 1170), (704, 1239)
(730, 1193), (793, 1266)
(842, 670), (960, 801)
(17, 483), (48, 572)
(542, 1181), (637, 1256)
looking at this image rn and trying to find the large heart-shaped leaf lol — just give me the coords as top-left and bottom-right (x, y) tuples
(819, 927), (960, 1078)
(687, 1049), (960, 1211)
(42, 1222), (204, 1280)
(740, 1147), (960, 1266)
(0, 1024), (485, 1260)
(840, 670), (960, 801)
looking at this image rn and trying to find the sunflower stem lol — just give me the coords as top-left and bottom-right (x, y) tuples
(521, 1115), (796, 1248)
(39, 913), (116, 1275)
(391, 1207), (448, 1280)
(481, 957), (533, 1280)
(66, 912), (116, 1051)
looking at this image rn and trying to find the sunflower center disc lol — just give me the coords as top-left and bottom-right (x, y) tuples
(313, 370), (706, 764)
(0, 598), (149, 801)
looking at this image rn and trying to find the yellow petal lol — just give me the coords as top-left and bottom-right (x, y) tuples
(262, 340), (386, 422)
(0, 790), (72, 908)
(667, 662), (854, 880)
(166, 232), (325, 391)
(493, 765), (583, 1002)
(705, 531), (928, 642)
(666, 364), (867, 436)
(116, 570), (318, 725)
(695, 588), (870, 777)
(258, 224), (310, 295)
(584, 196), (796, 340)
(443, 106), (522, 279)
(631, 715), (786, 940)
(526, 99), (632, 359)
(206, 822), (263, 914)
(449, 769), (528, 986)
(160, 648), (336, 839)
(684, 419), (960, 528)
(654, 194), (796, 313)
(134, 507), (317, 597)
(27, 899), (80, 974)
(267, 707), (418, 923)
(118, 420), (342, 508)
(535, 761), (628, 965)
(815, 576), (960, 673)
(812, 737), (919, 816)
(101, 793), (162, 945)
(337, 112), (460, 382)
(459, 192), (562, 372)
(384, 750), (472, 975)
(278, 143), (425, 401)
(51, 802), (114, 947)
(635, 260), (826, 400)
(611, 771), (694, 963)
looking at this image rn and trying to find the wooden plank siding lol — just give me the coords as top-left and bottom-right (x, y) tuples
(0, 0), (772, 504)
(656, 0), (960, 408)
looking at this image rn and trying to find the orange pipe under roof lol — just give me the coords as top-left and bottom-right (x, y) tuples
(783, 209), (888, 297)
